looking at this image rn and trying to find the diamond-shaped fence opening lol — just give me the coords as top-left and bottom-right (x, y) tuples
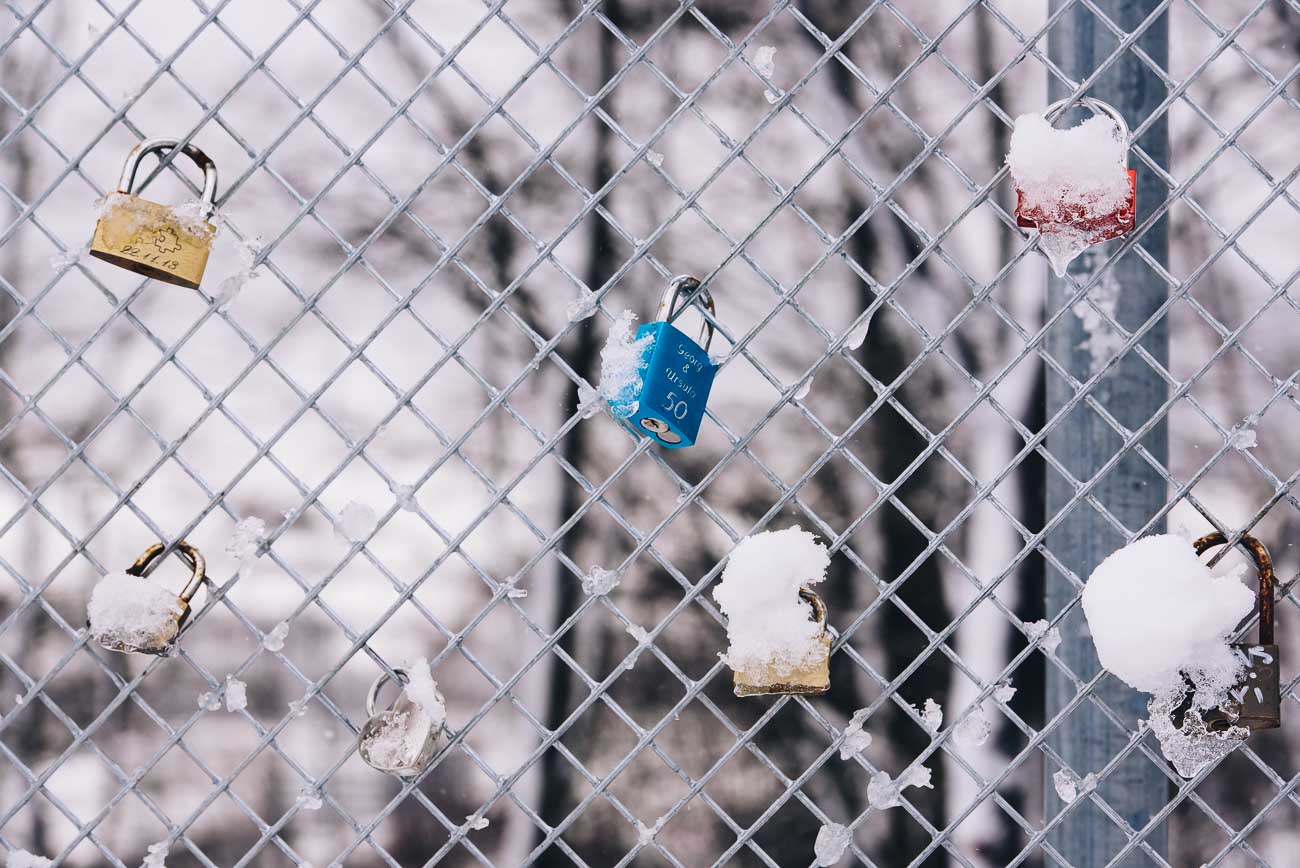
(2, 0), (1300, 866)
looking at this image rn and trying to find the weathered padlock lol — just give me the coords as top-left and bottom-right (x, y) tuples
(629, 275), (719, 449)
(1014, 97), (1136, 244)
(86, 542), (207, 655)
(1183, 532), (1281, 733)
(357, 669), (447, 777)
(734, 588), (832, 697)
(89, 138), (218, 289)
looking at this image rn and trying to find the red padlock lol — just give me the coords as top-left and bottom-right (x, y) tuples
(1013, 97), (1136, 246)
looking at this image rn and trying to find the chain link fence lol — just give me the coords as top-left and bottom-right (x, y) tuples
(2, 0), (1300, 865)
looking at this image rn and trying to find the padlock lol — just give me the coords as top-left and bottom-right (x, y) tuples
(86, 542), (207, 655)
(357, 668), (447, 777)
(1177, 532), (1281, 733)
(734, 588), (832, 697)
(1014, 97), (1136, 244)
(628, 275), (719, 449)
(89, 137), (219, 289)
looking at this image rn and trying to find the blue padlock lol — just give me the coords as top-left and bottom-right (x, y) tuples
(628, 275), (718, 449)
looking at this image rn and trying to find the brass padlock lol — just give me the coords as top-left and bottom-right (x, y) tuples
(86, 542), (207, 655)
(89, 138), (218, 289)
(1181, 532), (1281, 733)
(734, 588), (832, 697)
(357, 669), (447, 777)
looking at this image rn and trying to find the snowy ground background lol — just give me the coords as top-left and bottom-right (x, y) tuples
(3, 0), (1300, 866)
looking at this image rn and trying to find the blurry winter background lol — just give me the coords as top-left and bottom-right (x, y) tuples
(3, 0), (1300, 866)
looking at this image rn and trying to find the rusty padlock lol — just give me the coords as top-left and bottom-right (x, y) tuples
(357, 668), (447, 777)
(1184, 532), (1281, 733)
(89, 138), (218, 289)
(1014, 97), (1136, 245)
(86, 542), (207, 655)
(734, 588), (832, 697)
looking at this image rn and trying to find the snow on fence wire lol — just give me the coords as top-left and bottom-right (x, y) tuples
(2, 0), (1300, 866)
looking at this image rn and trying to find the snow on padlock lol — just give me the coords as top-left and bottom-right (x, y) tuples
(357, 668), (446, 777)
(734, 587), (832, 697)
(86, 542), (208, 655)
(628, 275), (718, 449)
(1175, 532), (1281, 734)
(1011, 98), (1136, 250)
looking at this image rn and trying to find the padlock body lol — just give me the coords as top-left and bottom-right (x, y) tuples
(89, 193), (214, 290)
(734, 634), (831, 697)
(1231, 643), (1281, 732)
(90, 601), (188, 655)
(1016, 169), (1136, 244)
(627, 322), (716, 449)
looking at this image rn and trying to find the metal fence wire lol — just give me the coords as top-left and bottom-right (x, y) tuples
(2, 0), (1300, 865)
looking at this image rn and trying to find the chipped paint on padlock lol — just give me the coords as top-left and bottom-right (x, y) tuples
(734, 588), (832, 697)
(89, 138), (219, 289)
(1014, 97), (1136, 245)
(1181, 532), (1281, 734)
(357, 668), (447, 777)
(87, 541), (207, 655)
(629, 275), (719, 449)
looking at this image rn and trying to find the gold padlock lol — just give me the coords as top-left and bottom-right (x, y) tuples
(734, 588), (832, 697)
(89, 138), (218, 289)
(86, 542), (208, 655)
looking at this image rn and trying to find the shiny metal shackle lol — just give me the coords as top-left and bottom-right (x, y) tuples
(1041, 97), (1130, 145)
(117, 138), (219, 219)
(799, 587), (828, 632)
(654, 275), (717, 353)
(1193, 531), (1275, 645)
(127, 540), (207, 606)
(366, 668), (408, 718)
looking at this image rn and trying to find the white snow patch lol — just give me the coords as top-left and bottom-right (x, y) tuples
(565, 292), (598, 322)
(646, 150), (664, 168)
(867, 765), (933, 810)
(813, 822), (850, 866)
(994, 682), (1017, 703)
(225, 676), (247, 712)
(335, 501), (378, 544)
(845, 314), (872, 351)
(754, 45), (777, 78)
(214, 235), (261, 310)
(5, 849), (53, 868)
(262, 620), (289, 652)
(1229, 423), (1257, 451)
(1147, 689), (1247, 778)
(404, 657), (448, 730)
(169, 201), (217, 239)
(580, 310), (653, 420)
(297, 787), (322, 810)
(712, 526), (829, 678)
(581, 565), (620, 596)
(49, 243), (89, 273)
(840, 709), (872, 760)
(288, 697), (310, 718)
(1025, 619), (1061, 654)
(794, 377), (812, 400)
(390, 481), (419, 511)
(465, 814), (490, 831)
(953, 703), (992, 748)
(506, 586), (528, 599)
(920, 698), (943, 734)
(197, 690), (221, 711)
(1073, 269), (1125, 374)
(227, 516), (266, 580)
(1052, 768), (1097, 803)
(142, 840), (169, 868)
(637, 821), (657, 846)
(628, 624), (649, 644)
(87, 572), (183, 650)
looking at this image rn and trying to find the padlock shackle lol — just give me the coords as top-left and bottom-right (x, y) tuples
(117, 138), (219, 219)
(126, 540), (207, 605)
(655, 275), (717, 353)
(1193, 532), (1274, 645)
(1041, 96), (1130, 145)
(799, 587), (828, 632)
(366, 667), (409, 718)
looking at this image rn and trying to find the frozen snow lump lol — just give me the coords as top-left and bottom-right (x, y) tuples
(712, 526), (830, 677)
(1082, 534), (1253, 695)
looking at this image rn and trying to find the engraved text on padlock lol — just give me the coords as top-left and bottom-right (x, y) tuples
(631, 275), (718, 449)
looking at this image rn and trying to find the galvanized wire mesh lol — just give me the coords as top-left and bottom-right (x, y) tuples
(2, 0), (1300, 866)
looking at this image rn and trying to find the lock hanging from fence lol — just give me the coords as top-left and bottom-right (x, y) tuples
(89, 138), (219, 289)
(357, 668), (447, 777)
(1177, 532), (1281, 734)
(1013, 97), (1136, 244)
(86, 542), (207, 655)
(629, 275), (719, 449)
(733, 588), (832, 697)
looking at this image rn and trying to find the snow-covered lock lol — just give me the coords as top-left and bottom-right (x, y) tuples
(628, 275), (719, 449)
(86, 541), (208, 655)
(357, 668), (447, 777)
(1011, 98), (1136, 267)
(1177, 532), (1281, 734)
(735, 588), (832, 697)
(90, 138), (219, 289)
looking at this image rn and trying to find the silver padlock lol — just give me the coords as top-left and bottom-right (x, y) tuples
(357, 668), (446, 777)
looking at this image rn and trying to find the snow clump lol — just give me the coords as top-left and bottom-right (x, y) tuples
(845, 314), (871, 351)
(578, 310), (653, 420)
(6, 849), (53, 868)
(1008, 111), (1131, 276)
(87, 572), (183, 650)
(813, 822), (851, 866)
(1025, 619), (1061, 654)
(225, 677), (248, 712)
(839, 708), (872, 760)
(581, 565), (620, 596)
(1052, 768), (1097, 803)
(1082, 534), (1256, 776)
(465, 814), (490, 830)
(142, 841), (169, 868)
(920, 698), (943, 734)
(262, 620), (289, 652)
(994, 682), (1017, 703)
(227, 516), (266, 579)
(712, 526), (830, 678)
(197, 690), (221, 711)
(953, 703), (992, 748)
(1229, 423), (1257, 451)
(566, 291), (598, 322)
(867, 765), (933, 810)
(404, 657), (448, 730)
(335, 501), (378, 544)
(390, 481), (419, 511)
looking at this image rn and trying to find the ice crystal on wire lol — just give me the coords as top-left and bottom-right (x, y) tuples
(839, 708), (872, 760)
(390, 481), (419, 511)
(335, 501), (377, 544)
(197, 691), (221, 712)
(227, 516), (266, 579)
(867, 765), (933, 810)
(1073, 269), (1125, 374)
(1025, 619), (1061, 654)
(994, 682), (1017, 703)
(566, 292), (598, 322)
(49, 243), (89, 272)
(465, 815), (490, 831)
(1229, 423), (1257, 451)
(225, 677), (247, 712)
(1052, 768), (1096, 802)
(142, 841), (169, 868)
(646, 150), (664, 168)
(405, 657), (447, 729)
(7, 850), (53, 868)
(953, 703), (992, 748)
(845, 314), (871, 350)
(920, 698), (943, 734)
(813, 822), (850, 866)
(297, 787), (322, 810)
(581, 566), (620, 596)
(262, 620), (289, 652)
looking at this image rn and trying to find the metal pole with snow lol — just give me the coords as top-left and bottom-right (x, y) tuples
(1044, 1), (1170, 865)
